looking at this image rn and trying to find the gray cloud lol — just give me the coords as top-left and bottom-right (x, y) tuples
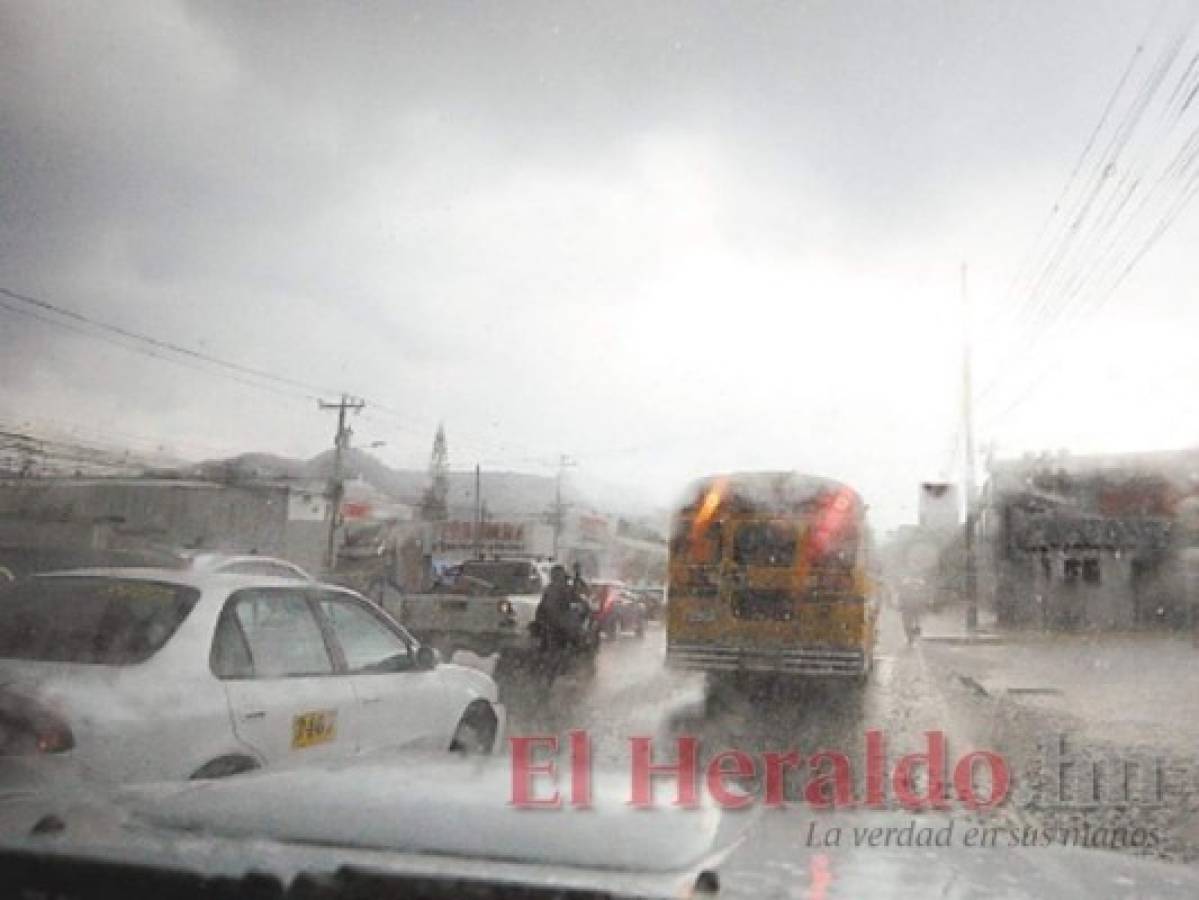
(2, 0), (1195, 526)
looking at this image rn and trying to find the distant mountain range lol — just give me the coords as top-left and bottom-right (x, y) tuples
(185, 448), (651, 524)
(2, 422), (667, 532)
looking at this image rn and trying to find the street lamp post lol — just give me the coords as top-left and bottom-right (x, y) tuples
(962, 264), (979, 632)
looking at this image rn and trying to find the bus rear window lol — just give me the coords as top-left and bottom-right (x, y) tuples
(671, 519), (722, 564)
(0, 577), (199, 665)
(733, 521), (797, 566)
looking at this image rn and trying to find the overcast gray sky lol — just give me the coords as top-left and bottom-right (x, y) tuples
(3, 0), (1199, 527)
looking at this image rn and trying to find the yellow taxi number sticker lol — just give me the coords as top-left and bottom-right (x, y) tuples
(291, 710), (337, 749)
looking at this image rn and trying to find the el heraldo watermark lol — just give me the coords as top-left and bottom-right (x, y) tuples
(509, 730), (1008, 811)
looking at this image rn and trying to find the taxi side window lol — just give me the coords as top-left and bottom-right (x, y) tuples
(218, 590), (334, 679)
(210, 606), (253, 679)
(318, 596), (413, 673)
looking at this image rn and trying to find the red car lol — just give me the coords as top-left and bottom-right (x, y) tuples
(588, 580), (646, 639)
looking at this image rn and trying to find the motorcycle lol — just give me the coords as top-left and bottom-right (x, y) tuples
(528, 574), (600, 686)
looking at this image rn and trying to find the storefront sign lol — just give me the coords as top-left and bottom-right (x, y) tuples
(436, 520), (527, 552)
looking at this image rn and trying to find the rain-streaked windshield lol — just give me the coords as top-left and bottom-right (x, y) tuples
(5, 2), (1199, 898)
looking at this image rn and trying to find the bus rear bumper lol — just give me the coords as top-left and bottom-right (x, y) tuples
(666, 642), (867, 676)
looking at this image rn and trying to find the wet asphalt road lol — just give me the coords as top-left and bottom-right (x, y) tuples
(483, 608), (1016, 895)
(500, 604), (966, 771)
(474, 605), (1199, 892)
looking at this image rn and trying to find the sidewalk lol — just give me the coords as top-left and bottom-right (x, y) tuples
(916, 608), (1199, 755)
(914, 602), (1004, 645)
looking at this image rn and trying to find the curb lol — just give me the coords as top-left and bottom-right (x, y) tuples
(919, 633), (1006, 645)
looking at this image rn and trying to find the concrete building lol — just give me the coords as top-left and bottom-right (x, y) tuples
(918, 482), (960, 534)
(0, 476), (331, 574)
(421, 512), (666, 583)
(978, 448), (1199, 629)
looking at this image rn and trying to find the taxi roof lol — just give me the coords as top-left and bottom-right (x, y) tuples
(32, 567), (347, 594)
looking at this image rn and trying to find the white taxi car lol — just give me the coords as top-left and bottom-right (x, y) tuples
(0, 569), (503, 791)
(177, 552), (313, 581)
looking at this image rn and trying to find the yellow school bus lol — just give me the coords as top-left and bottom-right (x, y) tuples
(666, 471), (878, 681)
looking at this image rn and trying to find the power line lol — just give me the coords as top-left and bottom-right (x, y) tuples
(1016, 20), (1185, 332)
(978, 7), (1199, 421)
(0, 286), (340, 398)
(1, 284), (565, 474)
(983, 38), (1147, 336)
(984, 128), (1199, 426)
(1035, 25), (1199, 325)
(0, 290), (471, 460)
(0, 293), (320, 406)
(990, 9), (1179, 341)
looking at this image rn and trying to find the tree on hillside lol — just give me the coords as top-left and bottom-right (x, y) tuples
(420, 424), (449, 521)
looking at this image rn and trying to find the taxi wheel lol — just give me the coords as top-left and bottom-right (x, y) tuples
(450, 702), (497, 754)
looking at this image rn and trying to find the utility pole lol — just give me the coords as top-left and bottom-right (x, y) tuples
(474, 463), (482, 559)
(961, 263), (979, 631)
(319, 394), (364, 573)
(551, 454), (576, 560)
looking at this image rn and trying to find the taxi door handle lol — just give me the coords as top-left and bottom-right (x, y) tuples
(242, 710), (267, 720)
(361, 696), (383, 705)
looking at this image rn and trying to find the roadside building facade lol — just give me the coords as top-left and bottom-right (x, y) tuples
(0, 476), (331, 574)
(978, 449), (1199, 629)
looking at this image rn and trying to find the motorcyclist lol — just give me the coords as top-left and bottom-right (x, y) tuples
(533, 564), (594, 682)
(533, 565), (575, 678)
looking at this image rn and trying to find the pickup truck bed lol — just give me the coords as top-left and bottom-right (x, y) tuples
(382, 558), (550, 659)
(384, 589), (540, 658)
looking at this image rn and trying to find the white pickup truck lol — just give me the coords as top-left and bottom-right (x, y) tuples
(382, 559), (550, 660)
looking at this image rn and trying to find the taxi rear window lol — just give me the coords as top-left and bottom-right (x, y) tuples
(0, 577), (200, 665)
